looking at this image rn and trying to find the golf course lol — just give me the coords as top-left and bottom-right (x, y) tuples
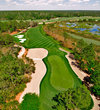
(23, 25), (82, 110)
(0, 8), (100, 110)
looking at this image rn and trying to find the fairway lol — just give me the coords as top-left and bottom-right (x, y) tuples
(24, 27), (56, 49)
(23, 26), (81, 110)
(49, 55), (74, 90)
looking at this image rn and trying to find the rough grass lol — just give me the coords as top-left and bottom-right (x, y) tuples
(68, 33), (100, 46)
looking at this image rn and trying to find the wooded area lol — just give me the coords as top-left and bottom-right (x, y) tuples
(0, 21), (37, 33)
(0, 34), (35, 109)
(52, 85), (93, 110)
(0, 10), (100, 20)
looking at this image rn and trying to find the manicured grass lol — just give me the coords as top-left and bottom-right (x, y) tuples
(24, 26), (57, 49)
(68, 33), (100, 46)
(48, 55), (74, 91)
(22, 25), (92, 110)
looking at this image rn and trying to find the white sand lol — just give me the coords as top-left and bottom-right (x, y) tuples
(18, 35), (24, 39)
(91, 95), (100, 110)
(15, 35), (26, 43)
(19, 39), (26, 43)
(59, 48), (100, 110)
(19, 48), (48, 103)
(15, 35), (24, 38)
(18, 46), (25, 58)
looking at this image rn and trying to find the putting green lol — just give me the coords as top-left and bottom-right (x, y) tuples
(48, 55), (74, 91)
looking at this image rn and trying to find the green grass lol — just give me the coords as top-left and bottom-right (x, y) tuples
(12, 33), (26, 43)
(68, 33), (100, 46)
(24, 26), (57, 49)
(22, 25), (93, 110)
(20, 93), (39, 110)
(49, 55), (74, 91)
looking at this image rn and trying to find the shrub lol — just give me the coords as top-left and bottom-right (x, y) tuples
(20, 93), (40, 110)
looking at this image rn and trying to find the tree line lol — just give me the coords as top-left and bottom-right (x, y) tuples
(0, 20), (37, 33)
(0, 10), (100, 20)
(74, 40), (100, 97)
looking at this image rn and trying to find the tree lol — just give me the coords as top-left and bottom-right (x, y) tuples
(90, 62), (100, 97)
(74, 43), (96, 73)
(20, 93), (40, 110)
(91, 85), (100, 96)
(43, 22), (45, 25)
(52, 85), (92, 110)
(2, 101), (19, 110)
(63, 32), (68, 43)
(81, 43), (95, 62)
(90, 62), (100, 85)
(0, 34), (14, 46)
(76, 39), (87, 52)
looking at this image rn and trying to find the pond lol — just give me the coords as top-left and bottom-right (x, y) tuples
(59, 24), (63, 27)
(90, 25), (100, 35)
(65, 22), (100, 35)
(66, 22), (77, 27)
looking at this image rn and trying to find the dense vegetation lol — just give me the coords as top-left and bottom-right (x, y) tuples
(0, 11), (100, 20)
(20, 93), (40, 110)
(52, 85), (92, 110)
(0, 34), (35, 109)
(74, 40), (100, 97)
(0, 20), (37, 33)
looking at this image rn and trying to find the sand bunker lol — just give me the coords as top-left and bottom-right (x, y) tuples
(19, 48), (48, 103)
(15, 35), (26, 43)
(16, 35), (24, 39)
(19, 39), (26, 43)
(18, 46), (26, 58)
(27, 48), (48, 59)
